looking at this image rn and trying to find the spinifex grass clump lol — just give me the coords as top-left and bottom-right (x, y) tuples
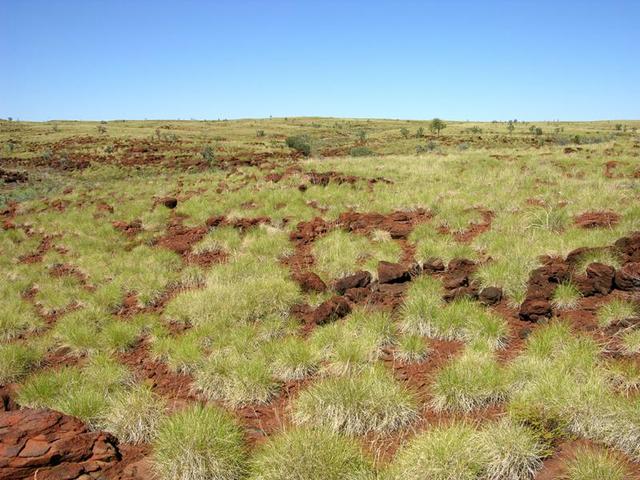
(431, 346), (508, 412)
(310, 308), (394, 375)
(0, 342), (43, 383)
(394, 333), (430, 362)
(402, 283), (507, 349)
(249, 427), (375, 480)
(563, 447), (629, 480)
(551, 282), (582, 310)
(291, 364), (417, 435)
(386, 423), (485, 480)
(507, 322), (640, 460)
(312, 229), (401, 280)
(193, 349), (279, 407)
(100, 384), (166, 444)
(386, 420), (544, 480)
(265, 336), (319, 381)
(597, 298), (638, 328)
(18, 353), (129, 427)
(153, 404), (246, 480)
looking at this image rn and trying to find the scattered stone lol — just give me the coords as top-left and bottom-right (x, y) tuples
(573, 262), (614, 296)
(162, 197), (178, 209)
(615, 233), (640, 263)
(377, 261), (411, 284)
(479, 286), (503, 305)
(294, 272), (327, 293)
(614, 262), (640, 291)
(0, 408), (121, 480)
(422, 257), (445, 273)
(574, 210), (620, 229)
(519, 298), (552, 322)
(311, 296), (351, 325)
(334, 271), (372, 294)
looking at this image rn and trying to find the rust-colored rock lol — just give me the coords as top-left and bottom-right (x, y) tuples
(162, 197), (178, 209)
(422, 257), (445, 273)
(614, 232), (640, 263)
(574, 210), (620, 229)
(312, 296), (351, 325)
(519, 298), (552, 322)
(334, 271), (372, 294)
(573, 262), (614, 296)
(294, 271), (327, 293)
(479, 286), (503, 305)
(0, 408), (121, 480)
(378, 261), (411, 284)
(614, 262), (640, 291)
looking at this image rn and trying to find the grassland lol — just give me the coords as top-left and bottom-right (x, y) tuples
(1, 117), (640, 479)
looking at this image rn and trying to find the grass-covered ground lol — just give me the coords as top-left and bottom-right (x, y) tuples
(1, 117), (640, 479)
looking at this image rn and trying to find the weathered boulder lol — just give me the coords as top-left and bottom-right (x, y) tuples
(377, 261), (411, 284)
(334, 271), (372, 294)
(519, 298), (552, 322)
(294, 271), (327, 293)
(614, 263), (640, 291)
(311, 296), (351, 325)
(574, 262), (615, 296)
(0, 408), (121, 480)
(161, 197), (178, 209)
(479, 286), (503, 306)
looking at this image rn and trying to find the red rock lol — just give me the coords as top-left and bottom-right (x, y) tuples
(574, 210), (620, 229)
(614, 233), (640, 263)
(344, 287), (370, 303)
(378, 261), (411, 284)
(422, 257), (445, 273)
(479, 286), (503, 305)
(614, 262), (640, 291)
(0, 408), (121, 480)
(294, 272), (327, 293)
(334, 271), (372, 294)
(519, 298), (552, 322)
(162, 197), (178, 209)
(574, 262), (615, 296)
(312, 296), (351, 325)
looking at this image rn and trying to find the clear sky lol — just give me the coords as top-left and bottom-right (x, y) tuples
(1, 0), (638, 121)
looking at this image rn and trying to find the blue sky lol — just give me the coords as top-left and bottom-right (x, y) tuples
(1, 0), (638, 121)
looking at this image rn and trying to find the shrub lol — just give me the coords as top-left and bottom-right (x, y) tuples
(201, 145), (215, 165)
(292, 365), (417, 435)
(153, 404), (246, 480)
(621, 329), (640, 355)
(285, 135), (311, 156)
(416, 141), (439, 154)
(350, 146), (374, 157)
(430, 118), (447, 135)
(249, 427), (375, 480)
(415, 127), (424, 138)
(256, 129), (265, 137)
(400, 127), (410, 138)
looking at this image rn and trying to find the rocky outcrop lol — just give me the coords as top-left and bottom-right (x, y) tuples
(0, 408), (121, 480)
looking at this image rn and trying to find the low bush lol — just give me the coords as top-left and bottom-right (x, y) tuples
(350, 146), (374, 157)
(285, 135), (311, 156)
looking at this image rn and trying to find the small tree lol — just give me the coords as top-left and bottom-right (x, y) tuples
(357, 130), (367, 143)
(415, 127), (424, 138)
(400, 127), (410, 139)
(507, 121), (515, 134)
(256, 130), (265, 137)
(97, 125), (107, 135)
(430, 118), (446, 136)
(201, 145), (215, 166)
